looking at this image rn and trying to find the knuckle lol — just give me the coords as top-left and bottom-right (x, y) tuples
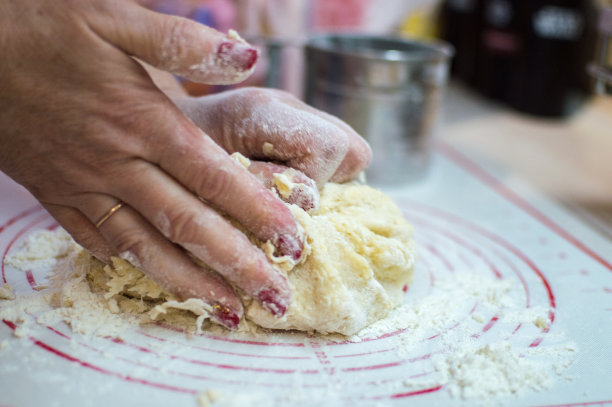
(111, 227), (147, 258)
(343, 133), (372, 174)
(236, 86), (266, 99)
(320, 127), (350, 160)
(163, 207), (201, 244)
(196, 167), (234, 202)
(167, 15), (192, 37)
(334, 130), (351, 151)
(231, 87), (272, 107)
(357, 137), (373, 167)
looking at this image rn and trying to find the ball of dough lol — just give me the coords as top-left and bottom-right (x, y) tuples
(246, 183), (416, 335)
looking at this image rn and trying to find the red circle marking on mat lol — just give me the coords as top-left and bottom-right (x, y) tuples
(0, 201), (559, 402)
(2, 320), (197, 395)
(437, 141), (612, 273)
(1, 208), (47, 284)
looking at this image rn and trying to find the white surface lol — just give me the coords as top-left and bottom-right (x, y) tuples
(1, 142), (611, 407)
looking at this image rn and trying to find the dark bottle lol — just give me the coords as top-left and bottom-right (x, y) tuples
(440, 0), (483, 84)
(474, 0), (522, 101)
(506, 1), (592, 117)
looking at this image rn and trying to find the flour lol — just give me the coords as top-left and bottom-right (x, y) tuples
(197, 390), (270, 407)
(3, 228), (73, 271)
(435, 342), (550, 399)
(1, 230), (576, 402)
(2, 240), (141, 338)
(197, 389), (225, 407)
(0, 284), (15, 300)
(348, 272), (576, 400)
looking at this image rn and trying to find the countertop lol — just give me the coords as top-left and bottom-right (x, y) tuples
(441, 82), (612, 239)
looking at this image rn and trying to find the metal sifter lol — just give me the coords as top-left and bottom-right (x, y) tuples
(304, 35), (453, 185)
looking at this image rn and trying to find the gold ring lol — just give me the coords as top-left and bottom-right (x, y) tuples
(95, 202), (124, 228)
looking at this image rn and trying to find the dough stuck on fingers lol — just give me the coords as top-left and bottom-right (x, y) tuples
(231, 154), (321, 213)
(68, 181), (416, 335)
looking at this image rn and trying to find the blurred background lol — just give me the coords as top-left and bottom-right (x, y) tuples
(146, 0), (611, 118)
(146, 0), (612, 235)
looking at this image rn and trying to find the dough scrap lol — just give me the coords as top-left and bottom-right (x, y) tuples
(84, 183), (416, 335)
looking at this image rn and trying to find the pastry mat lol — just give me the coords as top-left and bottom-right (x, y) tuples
(0, 141), (611, 407)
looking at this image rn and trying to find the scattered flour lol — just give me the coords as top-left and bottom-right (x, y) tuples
(197, 390), (270, 407)
(348, 273), (576, 400)
(435, 342), (551, 399)
(1, 229), (577, 403)
(0, 284), (15, 300)
(197, 389), (225, 407)
(3, 228), (73, 271)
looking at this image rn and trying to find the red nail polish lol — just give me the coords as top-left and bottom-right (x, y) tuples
(258, 288), (288, 317)
(287, 189), (317, 211)
(212, 303), (240, 329)
(217, 41), (259, 71)
(275, 233), (304, 262)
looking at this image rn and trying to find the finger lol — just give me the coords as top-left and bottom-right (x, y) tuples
(152, 127), (305, 262)
(304, 109), (372, 183)
(177, 89), (352, 185)
(42, 203), (115, 262)
(110, 161), (291, 317)
(264, 91), (372, 182)
(240, 159), (320, 212)
(80, 194), (244, 329)
(88, 1), (258, 85)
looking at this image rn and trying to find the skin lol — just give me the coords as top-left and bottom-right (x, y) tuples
(0, 0), (371, 329)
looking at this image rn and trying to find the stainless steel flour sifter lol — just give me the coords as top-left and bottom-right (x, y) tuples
(305, 35), (453, 184)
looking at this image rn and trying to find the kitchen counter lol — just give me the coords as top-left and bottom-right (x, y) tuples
(441, 82), (612, 240)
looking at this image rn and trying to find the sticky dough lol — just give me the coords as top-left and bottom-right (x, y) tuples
(248, 183), (416, 334)
(84, 182), (416, 336)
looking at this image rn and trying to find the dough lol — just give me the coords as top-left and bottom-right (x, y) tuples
(247, 183), (416, 334)
(84, 182), (416, 336)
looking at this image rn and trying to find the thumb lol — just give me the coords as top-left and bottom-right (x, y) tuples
(89, 1), (258, 85)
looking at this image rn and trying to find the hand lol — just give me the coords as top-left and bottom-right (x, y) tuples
(173, 87), (372, 186)
(0, 0), (370, 329)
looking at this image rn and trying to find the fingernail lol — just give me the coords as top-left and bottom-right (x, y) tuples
(258, 288), (288, 317)
(217, 41), (259, 72)
(212, 303), (240, 330)
(275, 233), (303, 262)
(287, 186), (320, 212)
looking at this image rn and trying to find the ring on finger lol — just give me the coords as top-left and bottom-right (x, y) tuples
(95, 201), (125, 228)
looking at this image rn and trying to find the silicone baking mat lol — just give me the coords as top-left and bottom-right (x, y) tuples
(1, 141), (611, 407)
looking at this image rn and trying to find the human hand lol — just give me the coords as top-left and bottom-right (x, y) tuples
(173, 87), (372, 187)
(0, 0), (370, 329)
